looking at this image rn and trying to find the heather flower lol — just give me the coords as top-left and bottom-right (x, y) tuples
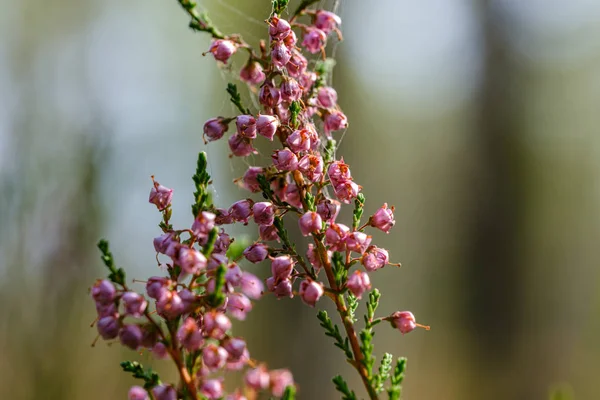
(156, 290), (185, 319)
(95, 302), (117, 318)
(178, 288), (197, 314)
(347, 270), (371, 298)
(333, 180), (361, 203)
(208, 253), (228, 271)
(269, 16), (291, 40)
(389, 311), (430, 335)
(226, 392), (248, 400)
(128, 386), (149, 400)
(306, 243), (327, 270)
(256, 114), (279, 140)
(283, 29), (298, 49)
(223, 337), (247, 362)
(280, 78), (302, 102)
(286, 49), (308, 77)
(229, 199), (254, 224)
(266, 276), (294, 298)
(215, 208), (234, 225)
(225, 263), (243, 286)
(200, 379), (224, 399)
(271, 255), (295, 281)
(228, 134), (256, 157)
(208, 39), (237, 63)
(119, 324), (143, 350)
(317, 199), (340, 222)
(259, 82), (281, 107)
(272, 149), (299, 171)
(298, 211), (323, 236)
(214, 231), (231, 254)
(148, 179), (173, 211)
(240, 272), (264, 299)
(259, 224), (279, 241)
(328, 159), (352, 186)
(236, 115), (257, 139)
(191, 211), (216, 238)
(370, 203), (395, 233)
(91, 279), (116, 305)
(299, 279), (324, 307)
(97, 315), (120, 339)
(122, 291), (147, 318)
(178, 247), (207, 275)
(146, 276), (170, 300)
(276, 103), (291, 124)
(271, 41), (292, 68)
(314, 10), (342, 34)
(302, 27), (327, 53)
(226, 348), (250, 370)
(203, 311), (232, 340)
(240, 61), (265, 85)
(324, 110), (348, 134)
(153, 232), (178, 255)
(243, 243), (269, 263)
(270, 369), (294, 397)
(252, 201), (275, 225)
(316, 86), (338, 108)
(227, 293), (252, 320)
(325, 223), (350, 251)
(361, 246), (389, 271)
(286, 128), (312, 153)
(241, 166), (264, 192)
(152, 385), (177, 400)
(140, 325), (159, 348)
(151, 342), (168, 359)
(283, 182), (303, 208)
(345, 231), (372, 254)
(298, 154), (324, 182)
(298, 71), (317, 94)
(203, 117), (229, 141)
(203, 344), (229, 370)
(246, 365), (270, 390)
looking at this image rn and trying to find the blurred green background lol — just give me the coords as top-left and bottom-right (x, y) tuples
(1, 0), (599, 399)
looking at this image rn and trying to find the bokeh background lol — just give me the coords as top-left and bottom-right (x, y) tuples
(1, 0), (600, 399)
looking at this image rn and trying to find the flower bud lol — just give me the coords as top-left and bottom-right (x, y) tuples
(269, 16), (292, 40)
(259, 82), (281, 108)
(191, 211), (216, 238)
(280, 78), (302, 102)
(208, 253), (228, 271)
(243, 243), (269, 264)
(203, 343), (229, 371)
(259, 223), (279, 241)
(153, 232), (178, 255)
(324, 110), (348, 135)
(223, 337), (247, 362)
(241, 166), (264, 192)
(389, 311), (430, 334)
(256, 114), (279, 140)
(229, 199), (254, 224)
(122, 291), (148, 318)
(361, 246), (389, 271)
(272, 149), (299, 171)
(96, 302), (118, 318)
(271, 41), (292, 68)
(228, 133), (256, 157)
(347, 270), (371, 299)
(286, 129), (312, 153)
(286, 50), (308, 78)
(156, 290), (184, 319)
(225, 263), (243, 286)
(253, 202), (275, 226)
(371, 203), (395, 233)
(283, 182), (303, 208)
(128, 386), (149, 400)
(215, 208), (234, 225)
(227, 293), (252, 320)
(316, 199), (340, 222)
(298, 211), (322, 236)
(92, 279), (116, 305)
(97, 315), (120, 339)
(302, 27), (327, 54)
(152, 342), (169, 359)
(149, 180), (173, 211)
(314, 10), (342, 34)
(299, 279), (324, 307)
(200, 379), (224, 400)
(333, 180), (361, 203)
(327, 159), (352, 186)
(178, 247), (207, 275)
(119, 324), (143, 350)
(299, 71), (317, 94)
(298, 154), (324, 183)
(146, 276), (170, 300)
(271, 255), (295, 281)
(203, 117), (229, 142)
(208, 39), (237, 63)
(152, 385), (177, 400)
(345, 231), (372, 254)
(246, 365), (270, 390)
(236, 115), (257, 139)
(325, 223), (350, 251)
(270, 369), (294, 397)
(176, 317), (203, 351)
(240, 272), (264, 299)
(213, 231), (231, 254)
(316, 86), (338, 108)
(266, 277), (294, 298)
(283, 29), (298, 49)
(203, 311), (232, 339)
(240, 61), (265, 85)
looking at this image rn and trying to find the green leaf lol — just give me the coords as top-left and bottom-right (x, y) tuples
(201, 227), (219, 257)
(372, 353), (393, 393)
(207, 264), (227, 307)
(347, 293), (358, 323)
(365, 289), (381, 328)
(359, 329), (375, 378)
(332, 375), (357, 400)
(191, 152), (212, 217)
(226, 83), (251, 115)
(331, 252), (347, 288)
(289, 100), (301, 129)
(353, 193), (365, 230)
(317, 310), (353, 360)
(281, 385), (296, 400)
(120, 361), (161, 390)
(225, 236), (251, 260)
(387, 357), (407, 399)
(97, 239), (126, 286)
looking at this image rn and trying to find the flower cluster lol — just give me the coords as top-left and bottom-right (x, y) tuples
(90, 2), (428, 399)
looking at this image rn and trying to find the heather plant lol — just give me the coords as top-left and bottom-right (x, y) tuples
(90, 1), (429, 399)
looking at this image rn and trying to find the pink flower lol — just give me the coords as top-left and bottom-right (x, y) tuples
(225, 263), (243, 286)
(208, 39), (237, 63)
(316, 86), (338, 108)
(271, 255), (295, 281)
(214, 231), (231, 254)
(223, 337), (247, 362)
(298, 211), (323, 236)
(286, 50), (308, 77)
(91, 279), (116, 305)
(256, 114), (279, 140)
(280, 78), (302, 102)
(325, 223), (350, 251)
(298, 154), (324, 182)
(128, 386), (149, 400)
(156, 290), (185, 319)
(347, 270), (371, 299)
(229, 199), (254, 224)
(177, 317), (203, 351)
(314, 10), (342, 34)
(178, 247), (207, 275)
(245, 365), (270, 390)
(345, 231), (372, 254)
(146, 276), (171, 300)
(203, 311), (231, 340)
(240, 61), (265, 85)
(272, 149), (299, 171)
(148, 179), (173, 211)
(316, 199), (340, 222)
(203, 344), (229, 370)
(266, 276), (294, 298)
(302, 27), (327, 54)
(271, 41), (292, 68)
(286, 128), (312, 153)
(97, 315), (120, 339)
(270, 369), (295, 397)
(324, 110), (348, 135)
(191, 211), (216, 239)
(200, 379), (224, 400)
(299, 280), (324, 307)
(236, 115), (257, 139)
(226, 293), (252, 320)
(389, 311), (430, 334)
(269, 16), (292, 40)
(306, 243), (329, 270)
(283, 182), (303, 208)
(328, 159), (352, 186)
(228, 133), (256, 157)
(243, 243), (269, 263)
(203, 117), (229, 141)
(259, 82), (281, 107)
(119, 324), (143, 350)
(333, 180), (361, 203)
(259, 224), (279, 241)
(215, 208), (234, 225)
(152, 385), (177, 400)
(371, 203), (395, 233)
(240, 272), (264, 299)
(241, 166), (263, 192)
(122, 291), (148, 318)
(253, 201), (275, 225)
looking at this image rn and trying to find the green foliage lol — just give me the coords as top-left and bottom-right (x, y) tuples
(372, 353), (393, 393)
(226, 236), (251, 260)
(324, 139), (336, 164)
(271, 0), (290, 15)
(317, 310), (353, 360)
(289, 100), (301, 129)
(281, 385), (296, 400)
(332, 375), (358, 400)
(274, 216), (298, 255)
(331, 252), (347, 288)
(120, 361), (160, 390)
(360, 290), (382, 386)
(97, 239), (126, 286)
(191, 152), (212, 217)
(353, 193), (365, 230)
(315, 58), (337, 88)
(347, 293), (358, 323)
(387, 358), (407, 400)
(226, 83), (251, 115)
(201, 227), (218, 257)
(207, 264), (227, 307)
(304, 191), (316, 211)
(178, 1), (225, 38)
(365, 289), (381, 328)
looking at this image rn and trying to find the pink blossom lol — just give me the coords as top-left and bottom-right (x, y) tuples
(299, 280), (324, 307)
(302, 27), (327, 53)
(347, 270), (371, 299)
(203, 117), (229, 141)
(371, 203), (395, 233)
(208, 39), (237, 63)
(272, 149), (299, 171)
(240, 61), (265, 85)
